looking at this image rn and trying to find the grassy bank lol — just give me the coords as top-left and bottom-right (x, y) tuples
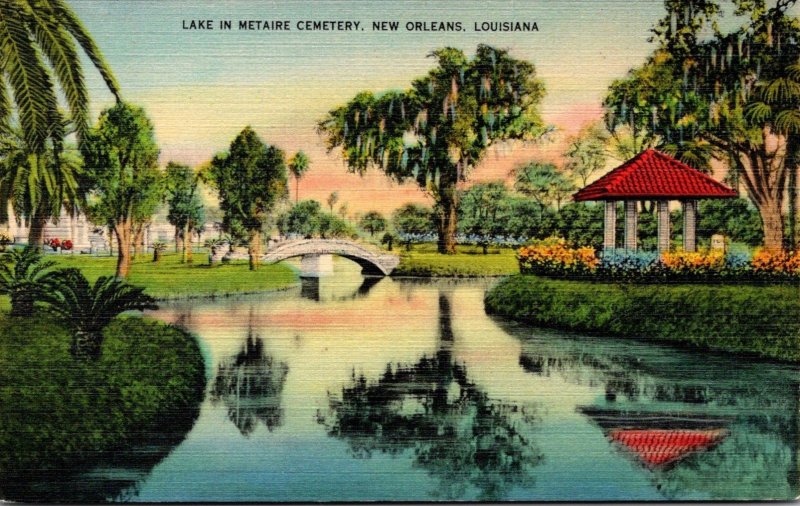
(485, 275), (800, 362)
(45, 251), (298, 299)
(392, 243), (520, 277)
(0, 316), (206, 486)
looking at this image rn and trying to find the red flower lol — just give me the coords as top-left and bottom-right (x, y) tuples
(62, 240), (73, 251)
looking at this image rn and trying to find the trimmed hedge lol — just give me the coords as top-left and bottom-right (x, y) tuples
(485, 275), (800, 362)
(0, 316), (206, 481)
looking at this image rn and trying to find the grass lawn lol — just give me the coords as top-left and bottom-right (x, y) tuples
(43, 251), (298, 299)
(392, 243), (520, 277)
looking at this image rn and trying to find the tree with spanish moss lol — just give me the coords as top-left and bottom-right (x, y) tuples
(603, 0), (800, 250)
(318, 44), (549, 254)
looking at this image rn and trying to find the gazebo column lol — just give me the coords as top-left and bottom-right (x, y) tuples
(657, 200), (671, 254)
(603, 200), (617, 250)
(624, 200), (638, 251)
(682, 200), (697, 252)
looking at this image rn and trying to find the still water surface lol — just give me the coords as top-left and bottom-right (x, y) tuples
(60, 262), (800, 501)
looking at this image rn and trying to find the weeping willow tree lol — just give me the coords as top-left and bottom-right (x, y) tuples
(604, 0), (800, 251)
(318, 45), (548, 254)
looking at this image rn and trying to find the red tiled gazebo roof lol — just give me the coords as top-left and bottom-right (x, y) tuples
(573, 149), (738, 201)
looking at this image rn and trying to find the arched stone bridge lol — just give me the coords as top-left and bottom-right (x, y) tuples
(227, 238), (400, 276)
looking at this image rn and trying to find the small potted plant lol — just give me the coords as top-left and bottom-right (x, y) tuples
(61, 239), (73, 253)
(48, 238), (61, 252)
(152, 242), (167, 263)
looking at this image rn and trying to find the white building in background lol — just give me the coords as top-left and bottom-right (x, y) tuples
(2, 204), (102, 252)
(1, 203), (219, 253)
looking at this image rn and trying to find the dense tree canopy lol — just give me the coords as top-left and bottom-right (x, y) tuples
(604, 0), (800, 250)
(359, 211), (386, 236)
(164, 162), (205, 263)
(277, 200), (354, 239)
(209, 127), (287, 270)
(318, 44), (549, 253)
(81, 102), (161, 278)
(513, 161), (574, 210)
(458, 182), (510, 253)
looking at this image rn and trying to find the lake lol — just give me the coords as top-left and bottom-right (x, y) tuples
(27, 261), (800, 501)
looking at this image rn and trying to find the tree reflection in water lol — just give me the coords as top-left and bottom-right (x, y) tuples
(320, 292), (543, 501)
(511, 324), (800, 500)
(211, 331), (289, 436)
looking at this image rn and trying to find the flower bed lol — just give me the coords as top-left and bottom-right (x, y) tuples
(517, 237), (599, 277)
(517, 237), (800, 282)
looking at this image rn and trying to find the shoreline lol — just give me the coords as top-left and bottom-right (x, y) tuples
(485, 275), (800, 363)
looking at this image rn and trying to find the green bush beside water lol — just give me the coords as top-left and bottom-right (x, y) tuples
(0, 316), (206, 478)
(485, 275), (800, 362)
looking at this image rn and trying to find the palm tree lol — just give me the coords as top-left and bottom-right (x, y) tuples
(0, 128), (83, 246)
(0, 0), (120, 153)
(746, 62), (800, 250)
(0, 246), (59, 317)
(326, 191), (339, 213)
(1, 1), (119, 245)
(288, 151), (310, 203)
(44, 269), (158, 359)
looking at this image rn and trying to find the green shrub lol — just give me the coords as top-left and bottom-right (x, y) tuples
(0, 316), (206, 479)
(485, 275), (800, 362)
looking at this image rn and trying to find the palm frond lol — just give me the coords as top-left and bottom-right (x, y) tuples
(0, 74), (10, 132)
(762, 77), (800, 103)
(46, 271), (157, 336)
(774, 109), (800, 134)
(0, 1), (60, 153)
(44, 0), (121, 101)
(27, 4), (89, 137)
(745, 101), (773, 124)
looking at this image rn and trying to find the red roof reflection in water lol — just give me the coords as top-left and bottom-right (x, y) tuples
(608, 428), (729, 467)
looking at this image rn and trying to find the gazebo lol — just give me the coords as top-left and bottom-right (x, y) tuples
(572, 149), (738, 253)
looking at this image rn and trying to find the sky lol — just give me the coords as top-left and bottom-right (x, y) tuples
(71, 0), (670, 214)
